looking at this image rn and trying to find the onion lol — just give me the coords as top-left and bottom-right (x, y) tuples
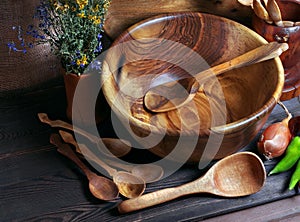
(257, 101), (292, 160)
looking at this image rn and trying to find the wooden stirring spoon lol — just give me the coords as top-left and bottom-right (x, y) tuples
(50, 134), (119, 201)
(104, 159), (164, 183)
(59, 130), (128, 158)
(59, 130), (163, 183)
(77, 142), (146, 199)
(59, 130), (146, 198)
(57, 130), (145, 198)
(38, 113), (131, 157)
(118, 152), (266, 213)
(144, 42), (288, 112)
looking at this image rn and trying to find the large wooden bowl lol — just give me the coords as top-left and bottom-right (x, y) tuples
(102, 12), (284, 163)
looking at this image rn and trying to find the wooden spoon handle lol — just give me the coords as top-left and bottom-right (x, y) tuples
(118, 181), (202, 213)
(50, 134), (95, 179)
(78, 143), (118, 176)
(197, 41), (288, 81)
(38, 113), (99, 142)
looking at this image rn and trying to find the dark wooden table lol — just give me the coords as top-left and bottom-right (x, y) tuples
(1, 81), (300, 222)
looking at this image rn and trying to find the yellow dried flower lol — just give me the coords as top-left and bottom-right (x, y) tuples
(76, 54), (88, 66)
(77, 12), (86, 18)
(93, 4), (100, 12)
(76, 0), (88, 10)
(63, 4), (70, 12)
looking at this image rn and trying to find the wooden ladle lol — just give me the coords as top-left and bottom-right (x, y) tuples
(49, 134), (119, 201)
(144, 42), (288, 112)
(59, 129), (163, 183)
(118, 151), (266, 213)
(38, 113), (131, 158)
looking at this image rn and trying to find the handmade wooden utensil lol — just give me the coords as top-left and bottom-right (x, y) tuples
(38, 113), (132, 157)
(59, 129), (162, 184)
(104, 158), (164, 183)
(267, 0), (283, 26)
(253, 0), (273, 24)
(58, 130), (129, 158)
(118, 151), (266, 213)
(144, 42), (288, 113)
(50, 134), (119, 201)
(76, 142), (146, 199)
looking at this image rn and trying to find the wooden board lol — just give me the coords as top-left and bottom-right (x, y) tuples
(0, 80), (299, 221)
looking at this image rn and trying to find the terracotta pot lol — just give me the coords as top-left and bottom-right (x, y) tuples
(63, 73), (109, 125)
(252, 0), (300, 100)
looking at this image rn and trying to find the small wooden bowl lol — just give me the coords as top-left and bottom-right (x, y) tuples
(102, 12), (284, 163)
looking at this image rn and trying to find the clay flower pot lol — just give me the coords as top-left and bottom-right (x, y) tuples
(63, 73), (109, 125)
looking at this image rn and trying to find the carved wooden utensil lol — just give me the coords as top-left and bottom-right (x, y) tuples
(252, 0), (273, 24)
(104, 158), (164, 183)
(38, 113), (131, 157)
(144, 42), (288, 113)
(75, 141), (146, 199)
(58, 130), (146, 198)
(50, 134), (119, 201)
(59, 129), (163, 183)
(118, 152), (266, 213)
(267, 0), (283, 26)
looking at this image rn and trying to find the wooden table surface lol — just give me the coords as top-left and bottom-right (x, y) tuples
(1, 80), (300, 222)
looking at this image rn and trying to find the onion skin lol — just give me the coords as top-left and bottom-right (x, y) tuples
(258, 118), (292, 159)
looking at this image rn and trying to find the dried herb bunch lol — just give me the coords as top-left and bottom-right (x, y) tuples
(7, 0), (111, 75)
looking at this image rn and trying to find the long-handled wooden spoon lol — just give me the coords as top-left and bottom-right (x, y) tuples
(118, 152), (266, 213)
(38, 113), (131, 157)
(144, 42), (288, 113)
(104, 158), (164, 183)
(59, 130), (163, 184)
(50, 134), (119, 201)
(76, 142), (146, 199)
(58, 130), (128, 158)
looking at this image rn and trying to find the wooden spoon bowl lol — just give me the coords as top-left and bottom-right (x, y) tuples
(102, 12), (284, 163)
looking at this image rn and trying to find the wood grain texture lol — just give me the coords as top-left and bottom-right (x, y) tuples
(0, 87), (299, 221)
(102, 12), (284, 162)
(104, 0), (253, 39)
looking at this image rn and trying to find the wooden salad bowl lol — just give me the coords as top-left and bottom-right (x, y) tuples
(102, 12), (284, 163)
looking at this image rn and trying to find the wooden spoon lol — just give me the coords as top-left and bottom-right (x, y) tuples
(118, 151), (266, 213)
(77, 142), (146, 199)
(267, 0), (283, 27)
(104, 158), (164, 183)
(58, 130), (128, 158)
(59, 129), (162, 183)
(144, 42), (288, 113)
(49, 134), (119, 201)
(253, 0), (273, 24)
(38, 113), (131, 157)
